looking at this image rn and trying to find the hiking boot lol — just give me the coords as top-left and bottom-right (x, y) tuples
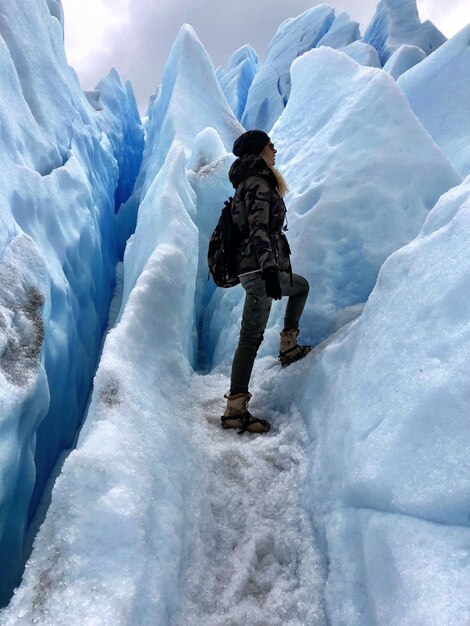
(279, 328), (311, 366)
(221, 392), (270, 435)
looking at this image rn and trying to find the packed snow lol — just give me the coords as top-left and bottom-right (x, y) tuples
(171, 369), (326, 626)
(1, 139), (200, 625)
(1, 0), (470, 624)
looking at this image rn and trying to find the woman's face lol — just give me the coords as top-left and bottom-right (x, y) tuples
(261, 141), (276, 167)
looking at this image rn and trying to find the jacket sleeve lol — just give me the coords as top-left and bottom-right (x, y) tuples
(244, 176), (277, 272)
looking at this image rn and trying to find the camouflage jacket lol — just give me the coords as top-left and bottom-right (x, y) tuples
(229, 155), (291, 276)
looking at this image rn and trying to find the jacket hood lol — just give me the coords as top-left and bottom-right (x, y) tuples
(229, 154), (278, 189)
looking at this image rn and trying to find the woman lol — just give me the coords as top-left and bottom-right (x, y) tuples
(221, 130), (311, 435)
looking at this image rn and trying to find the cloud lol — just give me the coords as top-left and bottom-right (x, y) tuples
(417, 0), (470, 36)
(62, 0), (379, 111)
(61, 0), (469, 112)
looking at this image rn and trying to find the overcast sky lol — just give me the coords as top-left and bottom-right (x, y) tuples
(60, 0), (470, 111)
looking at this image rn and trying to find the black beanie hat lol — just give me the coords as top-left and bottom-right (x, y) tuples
(232, 130), (270, 157)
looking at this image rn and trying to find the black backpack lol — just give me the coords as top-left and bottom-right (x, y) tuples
(207, 197), (244, 288)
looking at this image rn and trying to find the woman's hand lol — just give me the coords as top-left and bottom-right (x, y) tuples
(262, 267), (282, 300)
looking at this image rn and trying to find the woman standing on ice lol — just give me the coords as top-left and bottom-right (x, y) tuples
(222, 130), (311, 434)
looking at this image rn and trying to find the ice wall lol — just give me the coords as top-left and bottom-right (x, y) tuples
(0, 0), (142, 605)
(0, 26), (243, 622)
(121, 24), (242, 344)
(186, 128), (236, 367)
(206, 47), (461, 368)
(398, 25), (470, 176)
(218, 45), (259, 122)
(364, 0), (446, 64)
(317, 11), (360, 49)
(242, 4), (336, 132)
(0, 145), (201, 626)
(86, 68), (145, 210)
(45, 0), (64, 29)
(239, 0), (445, 134)
(296, 176), (470, 624)
(117, 24), (243, 260)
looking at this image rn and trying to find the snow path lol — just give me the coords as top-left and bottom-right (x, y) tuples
(172, 362), (327, 625)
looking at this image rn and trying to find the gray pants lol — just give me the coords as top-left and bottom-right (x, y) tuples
(230, 271), (309, 394)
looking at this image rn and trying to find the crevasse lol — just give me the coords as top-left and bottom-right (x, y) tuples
(0, 0), (144, 606)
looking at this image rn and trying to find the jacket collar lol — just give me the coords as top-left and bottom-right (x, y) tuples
(229, 154), (278, 190)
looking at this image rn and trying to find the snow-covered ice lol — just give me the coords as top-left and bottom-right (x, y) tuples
(206, 46), (461, 369)
(341, 41), (381, 67)
(0, 137), (199, 624)
(382, 43), (426, 79)
(398, 24), (470, 176)
(116, 24), (243, 253)
(242, 5), (335, 132)
(296, 175), (470, 624)
(136, 24), (242, 188)
(118, 24), (243, 332)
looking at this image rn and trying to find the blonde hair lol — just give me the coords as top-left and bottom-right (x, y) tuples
(271, 166), (289, 198)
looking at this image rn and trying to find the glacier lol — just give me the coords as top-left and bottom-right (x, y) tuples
(1, 141), (200, 625)
(1, 0), (470, 624)
(205, 46), (460, 368)
(295, 175), (470, 624)
(0, 0), (143, 606)
(241, 4), (336, 132)
(340, 40), (381, 67)
(235, 0), (447, 137)
(382, 43), (426, 79)
(317, 11), (360, 49)
(85, 68), (145, 212)
(398, 24), (470, 176)
(120, 24), (243, 313)
(116, 24), (243, 265)
(218, 45), (259, 122)
(363, 0), (447, 64)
